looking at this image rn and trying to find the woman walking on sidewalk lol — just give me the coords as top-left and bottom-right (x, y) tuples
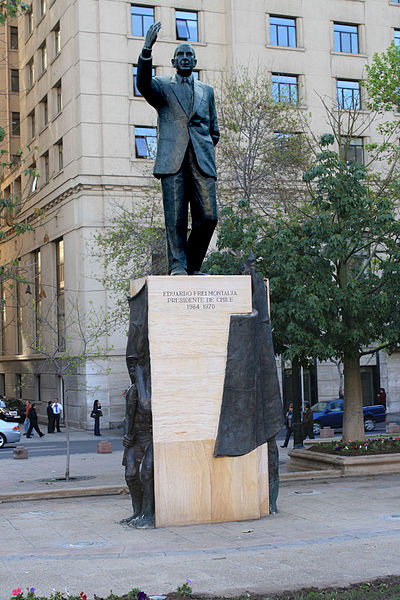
(92, 400), (102, 436)
(26, 403), (45, 438)
(281, 403), (294, 448)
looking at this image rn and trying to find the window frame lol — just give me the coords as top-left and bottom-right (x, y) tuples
(175, 9), (198, 42)
(340, 136), (364, 165)
(134, 126), (157, 159)
(53, 21), (61, 56)
(336, 79), (361, 110)
(10, 26), (18, 50)
(272, 73), (299, 105)
(11, 69), (19, 93)
(131, 4), (154, 37)
(333, 22), (359, 54)
(269, 15), (297, 48)
(40, 42), (48, 74)
(11, 112), (20, 136)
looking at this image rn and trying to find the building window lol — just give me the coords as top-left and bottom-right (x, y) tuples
(28, 110), (35, 139)
(135, 126), (157, 159)
(10, 26), (18, 50)
(395, 29), (400, 46)
(334, 23), (359, 54)
(54, 80), (62, 113)
(11, 69), (19, 93)
(11, 112), (20, 136)
(29, 161), (38, 193)
(34, 249), (41, 346)
(41, 95), (48, 127)
(272, 74), (298, 104)
(132, 65), (155, 96)
(337, 79), (361, 110)
(27, 58), (34, 88)
(54, 21), (61, 55)
(270, 16), (296, 47)
(26, 7), (33, 37)
(341, 137), (364, 165)
(0, 283), (6, 356)
(40, 43), (47, 73)
(16, 374), (22, 399)
(56, 139), (63, 170)
(0, 373), (4, 395)
(42, 152), (49, 183)
(40, 0), (47, 17)
(131, 4), (154, 37)
(56, 239), (65, 349)
(16, 279), (22, 355)
(176, 10), (198, 42)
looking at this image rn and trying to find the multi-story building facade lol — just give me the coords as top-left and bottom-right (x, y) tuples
(0, 0), (399, 428)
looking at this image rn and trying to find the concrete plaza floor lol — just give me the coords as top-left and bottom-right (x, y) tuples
(1, 429), (400, 598)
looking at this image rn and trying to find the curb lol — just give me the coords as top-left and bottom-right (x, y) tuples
(0, 485), (129, 503)
(0, 470), (346, 503)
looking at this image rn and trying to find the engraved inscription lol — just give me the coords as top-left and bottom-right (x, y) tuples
(161, 289), (238, 310)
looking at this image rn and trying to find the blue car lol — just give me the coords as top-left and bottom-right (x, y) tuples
(310, 399), (386, 435)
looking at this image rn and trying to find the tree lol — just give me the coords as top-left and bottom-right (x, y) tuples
(206, 132), (400, 441)
(0, 0), (28, 24)
(216, 66), (310, 215)
(23, 288), (111, 480)
(89, 185), (166, 328)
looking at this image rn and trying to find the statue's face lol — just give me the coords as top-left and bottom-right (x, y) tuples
(171, 43), (197, 76)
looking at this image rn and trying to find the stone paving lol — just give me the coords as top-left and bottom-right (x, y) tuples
(1, 434), (400, 599)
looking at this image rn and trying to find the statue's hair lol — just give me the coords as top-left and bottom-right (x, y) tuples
(173, 43), (196, 59)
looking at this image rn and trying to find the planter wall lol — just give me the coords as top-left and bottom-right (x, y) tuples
(287, 449), (400, 476)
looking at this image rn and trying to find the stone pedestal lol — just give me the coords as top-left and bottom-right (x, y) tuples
(145, 275), (269, 527)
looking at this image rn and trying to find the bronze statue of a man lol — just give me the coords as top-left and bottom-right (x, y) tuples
(121, 356), (154, 529)
(137, 22), (219, 275)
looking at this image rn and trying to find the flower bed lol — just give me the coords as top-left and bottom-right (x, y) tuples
(308, 436), (400, 456)
(287, 436), (400, 475)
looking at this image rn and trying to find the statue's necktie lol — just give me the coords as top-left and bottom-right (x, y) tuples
(181, 78), (193, 114)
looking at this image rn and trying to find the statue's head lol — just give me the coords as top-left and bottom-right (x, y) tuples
(171, 43), (197, 76)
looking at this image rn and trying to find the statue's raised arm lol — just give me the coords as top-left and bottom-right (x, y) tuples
(144, 21), (161, 51)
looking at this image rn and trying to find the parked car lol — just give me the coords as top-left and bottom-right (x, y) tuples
(0, 396), (26, 423)
(311, 399), (386, 435)
(0, 417), (21, 448)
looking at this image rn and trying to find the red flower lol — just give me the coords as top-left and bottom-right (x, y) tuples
(80, 593), (87, 600)
(12, 589), (22, 596)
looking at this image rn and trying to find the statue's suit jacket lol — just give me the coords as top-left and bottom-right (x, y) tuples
(137, 54), (219, 178)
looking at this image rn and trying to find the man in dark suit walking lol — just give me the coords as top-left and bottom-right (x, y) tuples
(137, 22), (219, 275)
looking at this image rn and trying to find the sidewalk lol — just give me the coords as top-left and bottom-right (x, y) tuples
(1, 429), (400, 598)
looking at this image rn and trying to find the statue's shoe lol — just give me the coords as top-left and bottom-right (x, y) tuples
(135, 516), (155, 529)
(170, 267), (188, 275)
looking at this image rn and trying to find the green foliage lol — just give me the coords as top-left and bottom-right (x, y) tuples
(176, 581), (193, 597)
(90, 191), (166, 328)
(206, 135), (400, 365)
(365, 42), (400, 112)
(0, 0), (28, 24)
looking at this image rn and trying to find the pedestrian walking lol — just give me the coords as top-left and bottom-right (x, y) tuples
(52, 398), (63, 432)
(23, 400), (34, 437)
(302, 402), (315, 440)
(91, 400), (102, 436)
(47, 400), (55, 433)
(281, 403), (294, 448)
(377, 388), (387, 411)
(26, 403), (45, 438)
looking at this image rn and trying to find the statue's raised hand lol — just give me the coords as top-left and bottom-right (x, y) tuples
(144, 21), (161, 49)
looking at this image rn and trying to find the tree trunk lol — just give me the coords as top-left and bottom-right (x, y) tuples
(342, 353), (365, 441)
(64, 387), (70, 481)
